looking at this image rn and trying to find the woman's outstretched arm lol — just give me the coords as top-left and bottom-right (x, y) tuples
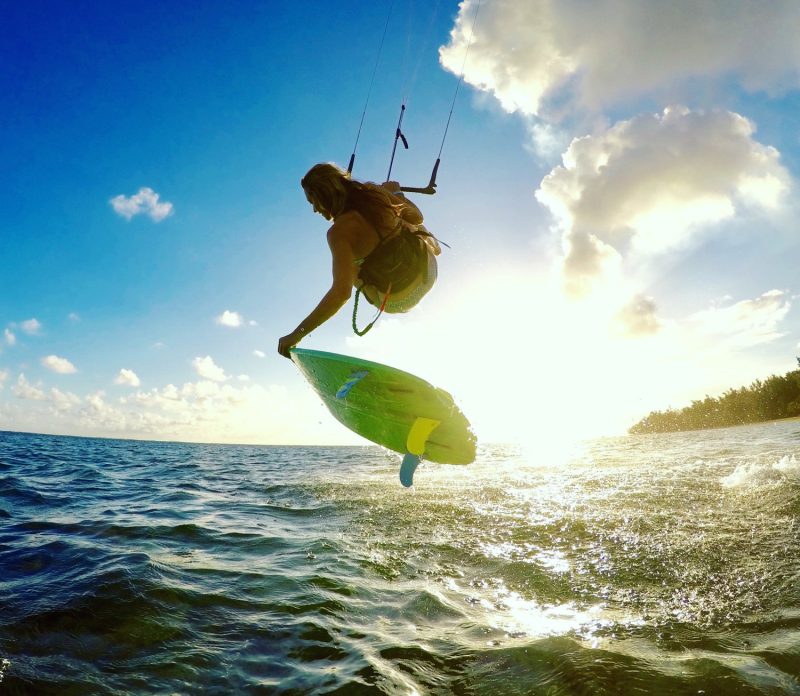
(277, 225), (357, 358)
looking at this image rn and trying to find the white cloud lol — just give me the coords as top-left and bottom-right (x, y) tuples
(50, 387), (82, 411)
(536, 107), (790, 295)
(526, 120), (570, 160)
(110, 187), (174, 222)
(41, 355), (77, 374)
(192, 355), (227, 382)
(440, 1), (800, 118)
(68, 312), (80, 322)
(216, 310), (243, 328)
(0, 371), (335, 445)
(114, 368), (141, 387)
(253, 349), (266, 359)
(237, 374), (251, 382)
(687, 289), (791, 350)
(13, 374), (46, 401)
(214, 311), (258, 328)
(558, 231), (623, 299)
(0, 369), (8, 390)
(4, 329), (15, 346)
(616, 294), (661, 337)
(85, 391), (108, 415)
(20, 318), (41, 335)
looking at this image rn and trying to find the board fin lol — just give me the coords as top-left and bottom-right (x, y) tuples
(399, 453), (421, 487)
(406, 417), (440, 455)
(398, 417), (441, 486)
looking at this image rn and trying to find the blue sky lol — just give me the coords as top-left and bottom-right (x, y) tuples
(2, 1), (800, 446)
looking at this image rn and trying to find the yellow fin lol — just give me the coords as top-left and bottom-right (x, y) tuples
(406, 417), (441, 456)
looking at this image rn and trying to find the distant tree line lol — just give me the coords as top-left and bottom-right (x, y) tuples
(630, 359), (800, 434)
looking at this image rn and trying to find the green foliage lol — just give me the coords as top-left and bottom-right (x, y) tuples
(629, 363), (800, 434)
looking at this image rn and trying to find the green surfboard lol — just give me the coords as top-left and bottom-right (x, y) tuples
(290, 348), (476, 483)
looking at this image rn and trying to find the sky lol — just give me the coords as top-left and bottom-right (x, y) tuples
(2, 0), (800, 447)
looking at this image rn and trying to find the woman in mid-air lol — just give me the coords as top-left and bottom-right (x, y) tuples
(277, 162), (440, 357)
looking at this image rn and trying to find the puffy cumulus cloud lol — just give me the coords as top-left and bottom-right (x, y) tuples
(213, 310), (257, 329)
(85, 391), (111, 416)
(527, 121), (571, 160)
(686, 289), (790, 350)
(20, 318), (41, 335)
(13, 374), (46, 401)
(0, 368), (8, 389)
(50, 387), (82, 411)
(440, 0), (800, 118)
(4, 329), (15, 346)
(560, 232), (622, 299)
(110, 187), (174, 222)
(192, 355), (227, 382)
(217, 310), (242, 327)
(615, 294), (661, 337)
(215, 310), (249, 328)
(253, 349), (266, 359)
(440, 0), (568, 116)
(182, 380), (234, 401)
(114, 368), (141, 387)
(536, 107), (790, 295)
(41, 355), (77, 374)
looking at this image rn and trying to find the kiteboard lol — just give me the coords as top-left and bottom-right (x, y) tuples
(289, 347), (476, 486)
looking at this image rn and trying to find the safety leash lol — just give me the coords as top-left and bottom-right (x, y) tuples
(352, 283), (392, 336)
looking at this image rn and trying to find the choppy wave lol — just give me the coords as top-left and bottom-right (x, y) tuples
(722, 453), (800, 488)
(2, 424), (800, 694)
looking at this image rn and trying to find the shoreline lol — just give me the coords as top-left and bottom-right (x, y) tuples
(630, 414), (800, 436)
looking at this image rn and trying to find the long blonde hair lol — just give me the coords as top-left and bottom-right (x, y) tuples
(301, 163), (401, 233)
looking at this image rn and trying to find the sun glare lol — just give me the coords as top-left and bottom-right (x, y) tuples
(343, 267), (666, 449)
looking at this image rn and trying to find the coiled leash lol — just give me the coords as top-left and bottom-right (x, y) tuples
(352, 283), (392, 336)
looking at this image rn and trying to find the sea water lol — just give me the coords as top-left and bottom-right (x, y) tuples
(1, 423), (799, 695)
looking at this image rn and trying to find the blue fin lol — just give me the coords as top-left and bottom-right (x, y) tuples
(399, 453), (422, 488)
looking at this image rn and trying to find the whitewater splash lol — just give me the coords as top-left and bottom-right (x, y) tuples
(721, 453), (800, 488)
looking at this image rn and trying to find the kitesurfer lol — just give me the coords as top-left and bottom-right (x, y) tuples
(278, 162), (440, 357)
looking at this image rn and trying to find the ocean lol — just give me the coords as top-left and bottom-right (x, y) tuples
(1, 423), (799, 695)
